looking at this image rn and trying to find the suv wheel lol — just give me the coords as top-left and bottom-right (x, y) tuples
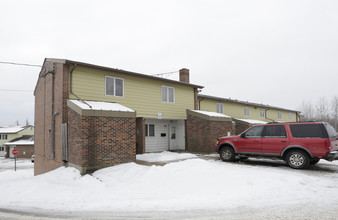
(220, 146), (235, 162)
(285, 150), (310, 169)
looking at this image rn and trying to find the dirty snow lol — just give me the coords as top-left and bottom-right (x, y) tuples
(0, 154), (338, 219)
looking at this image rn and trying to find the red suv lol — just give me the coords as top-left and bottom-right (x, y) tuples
(216, 122), (338, 169)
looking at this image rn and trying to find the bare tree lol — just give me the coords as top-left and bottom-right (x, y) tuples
(331, 96), (338, 130)
(299, 96), (338, 131)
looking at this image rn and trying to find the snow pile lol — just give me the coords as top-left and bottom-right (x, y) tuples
(0, 156), (338, 214)
(136, 151), (197, 162)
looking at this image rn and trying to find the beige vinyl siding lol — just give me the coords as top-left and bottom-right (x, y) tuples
(69, 66), (195, 120)
(200, 98), (297, 122)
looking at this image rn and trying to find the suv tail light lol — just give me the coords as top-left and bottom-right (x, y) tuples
(325, 140), (331, 151)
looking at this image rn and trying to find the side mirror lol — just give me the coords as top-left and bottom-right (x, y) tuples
(240, 133), (246, 138)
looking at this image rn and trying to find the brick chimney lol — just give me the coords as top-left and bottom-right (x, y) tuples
(179, 68), (189, 83)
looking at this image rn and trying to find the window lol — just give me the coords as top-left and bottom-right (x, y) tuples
(288, 113), (292, 120)
(263, 125), (287, 138)
(161, 86), (175, 103)
(0, 134), (8, 140)
(290, 124), (327, 138)
(105, 76), (124, 97)
(260, 109), (266, 118)
(244, 126), (264, 138)
(216, 103), (224, 114)
(145, 124), (155, 137)
(278, 112), (282, 119)
(244, 107), (250, 116)
(0, 147), (4, 151)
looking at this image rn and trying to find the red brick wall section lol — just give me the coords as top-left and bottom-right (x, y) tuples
(235, 122), (250, 135)
(6, 146), (34, 158)
(68, 108), (136, 173)
(186, 114), (235, 153)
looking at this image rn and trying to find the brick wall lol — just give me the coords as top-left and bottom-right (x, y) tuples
(34, 61), (65, 175)
(186, 113), (235, 153)
(5, 145), (34, 158)
(235, 122), (250, 135)
(68, 108), (136, 174)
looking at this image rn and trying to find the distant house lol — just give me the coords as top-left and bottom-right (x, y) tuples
(4, 135), (34, 158)
(0, 125), (34, 157)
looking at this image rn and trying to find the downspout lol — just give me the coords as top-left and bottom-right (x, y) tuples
(69, 64), (92, 109)
(41, 63), (56, 159)
(198, 97), (204, 110)
(265, 108), (275, 122)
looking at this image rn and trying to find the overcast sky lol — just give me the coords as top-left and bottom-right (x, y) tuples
(1, 0), (337, 126)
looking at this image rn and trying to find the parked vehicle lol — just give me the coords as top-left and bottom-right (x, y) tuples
(215, 122), (338, 169)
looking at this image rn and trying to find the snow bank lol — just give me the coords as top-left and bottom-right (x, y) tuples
(0, 157), (338, 214)
(136, 151), (197, 162)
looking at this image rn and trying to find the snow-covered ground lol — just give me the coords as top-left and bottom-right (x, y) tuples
(0, 154), (338, 219)
(136, 151), (197, 162)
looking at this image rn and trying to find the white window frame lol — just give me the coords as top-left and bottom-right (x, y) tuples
(244, 107), (250, 116)
(278, 111), (282, 119)
(289, 113), (292, 120)
(216, 103), (224, 114)
(145, 124), (155, 137)
(260, 109), (266, 118)
(161, 86), (175, 103)
(105, 76), (124, 97)
(0, 134), (8, 140)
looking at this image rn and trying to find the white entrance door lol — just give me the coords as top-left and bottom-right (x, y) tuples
(145, 119), (169, 152)
(169, 125), (178, 150)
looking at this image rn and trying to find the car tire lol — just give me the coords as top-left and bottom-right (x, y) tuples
(309, 158), (320, 165)
(220, 146), (235, 162)
(285, 150), (310, 169)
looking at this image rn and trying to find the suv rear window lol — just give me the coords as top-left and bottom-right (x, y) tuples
(324, 123), (337, 138)
(290, 124), (328, 138)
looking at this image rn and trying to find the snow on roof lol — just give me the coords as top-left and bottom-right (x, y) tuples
(191, 110), (231, 118)
(0, 126), (27, 134)
(5, 139), (34, 146)
(69, 100), (135, 112)
(235, 118), (268, 124)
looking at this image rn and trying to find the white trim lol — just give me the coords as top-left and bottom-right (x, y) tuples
(105, 76), (124, 98)
(244, 107), (250, 116)
(161, 85), (175, 103)
(260, 109), (266, 118)
(216, 103), (224, 114)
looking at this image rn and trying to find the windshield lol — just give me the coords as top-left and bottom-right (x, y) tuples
(325, 123), (337, 138)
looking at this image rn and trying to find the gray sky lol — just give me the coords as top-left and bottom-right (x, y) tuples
(1, 0), (337, 126)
